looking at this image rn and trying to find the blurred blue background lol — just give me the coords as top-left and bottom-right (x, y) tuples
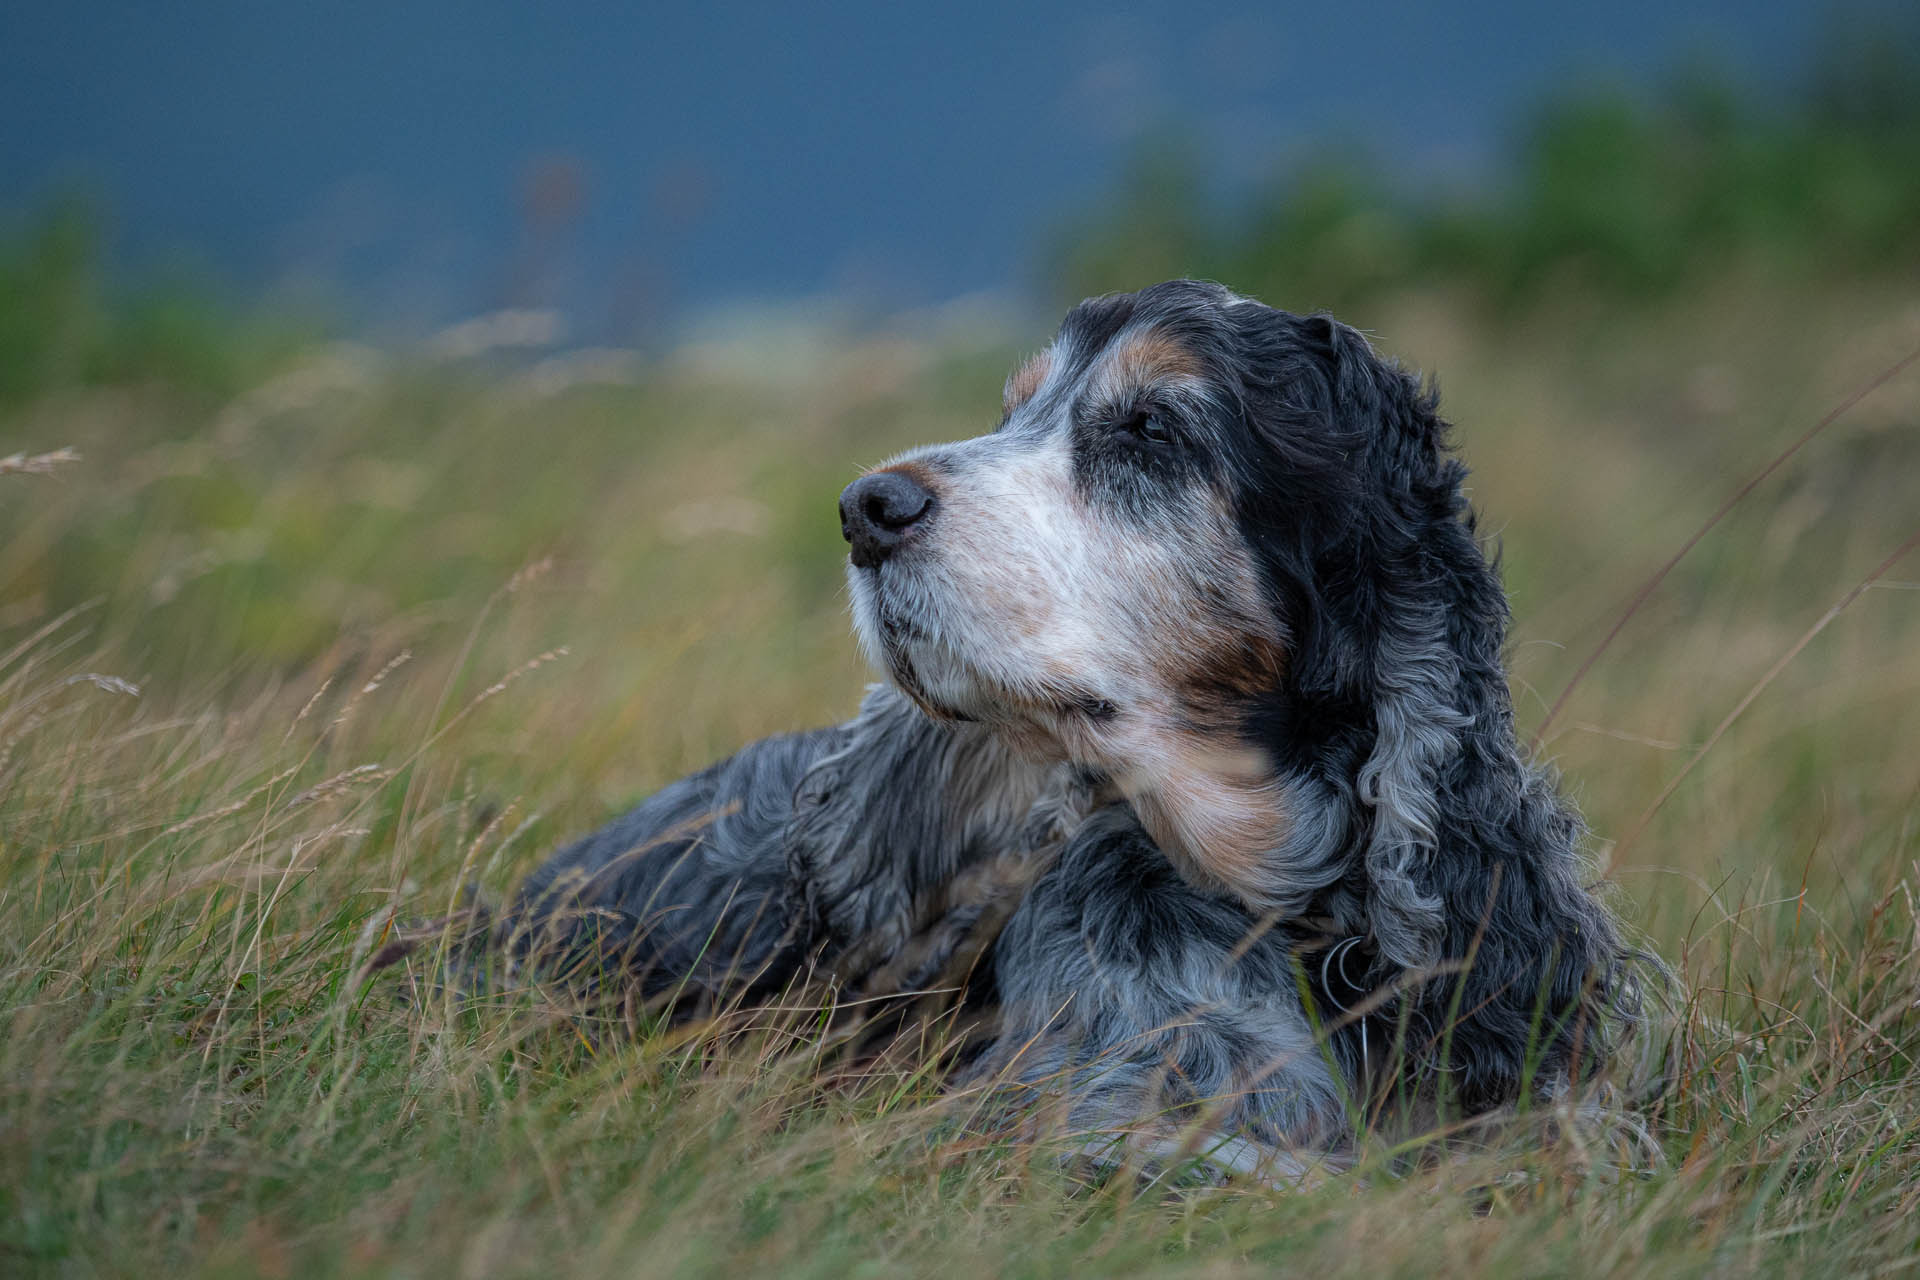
(0, 1), (1865, 336)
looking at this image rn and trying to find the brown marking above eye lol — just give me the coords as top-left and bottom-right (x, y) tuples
(1003, 348), (1053, 416)
(1099, 327), (1205, 401)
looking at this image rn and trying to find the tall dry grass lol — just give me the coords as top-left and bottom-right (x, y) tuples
(2, 275), (1919, 1276)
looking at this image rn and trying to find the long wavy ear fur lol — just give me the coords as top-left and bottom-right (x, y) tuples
(1297, 316), (1640, 1108)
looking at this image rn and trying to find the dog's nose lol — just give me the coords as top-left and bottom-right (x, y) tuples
(839, 469), (934, 569)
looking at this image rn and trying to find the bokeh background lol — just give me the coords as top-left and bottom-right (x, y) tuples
(4, 3), (1920, 1275)
(5, 2), (1916, 335)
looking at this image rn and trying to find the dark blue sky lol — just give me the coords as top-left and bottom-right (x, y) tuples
(2, 2), (1834, 334)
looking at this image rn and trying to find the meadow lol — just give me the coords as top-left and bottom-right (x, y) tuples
(0, 249), (1914, 1276)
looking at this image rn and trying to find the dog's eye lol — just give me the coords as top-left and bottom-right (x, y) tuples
(1120, 409), (1173, 445)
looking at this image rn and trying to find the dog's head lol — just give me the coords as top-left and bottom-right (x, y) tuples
(841, 281), (1444, 931)
(840, 280), (1634, 1101)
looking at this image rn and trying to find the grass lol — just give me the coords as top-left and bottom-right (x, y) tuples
(2, 268), (1920, 1277)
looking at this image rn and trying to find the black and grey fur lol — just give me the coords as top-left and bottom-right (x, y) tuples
(511, 280), (1643, 1173)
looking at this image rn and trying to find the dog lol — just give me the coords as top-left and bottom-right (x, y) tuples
(509, 279), (1646, 1177)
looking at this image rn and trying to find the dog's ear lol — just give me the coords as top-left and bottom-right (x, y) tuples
(1299, 314), (1447, 474)
(1301, 318), (1636, 1102)
(1277, 315), (1461, 973)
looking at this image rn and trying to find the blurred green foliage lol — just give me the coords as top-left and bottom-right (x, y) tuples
(1050, 23), (1920, 314)
(3, 28), (1915, 420)
(0, 197), (315, 409)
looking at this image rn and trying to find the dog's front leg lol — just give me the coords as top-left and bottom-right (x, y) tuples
(784, 685), (1086, 992)
(979, 803), (1353, 1180)
(846, 767), (1109, 1000)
